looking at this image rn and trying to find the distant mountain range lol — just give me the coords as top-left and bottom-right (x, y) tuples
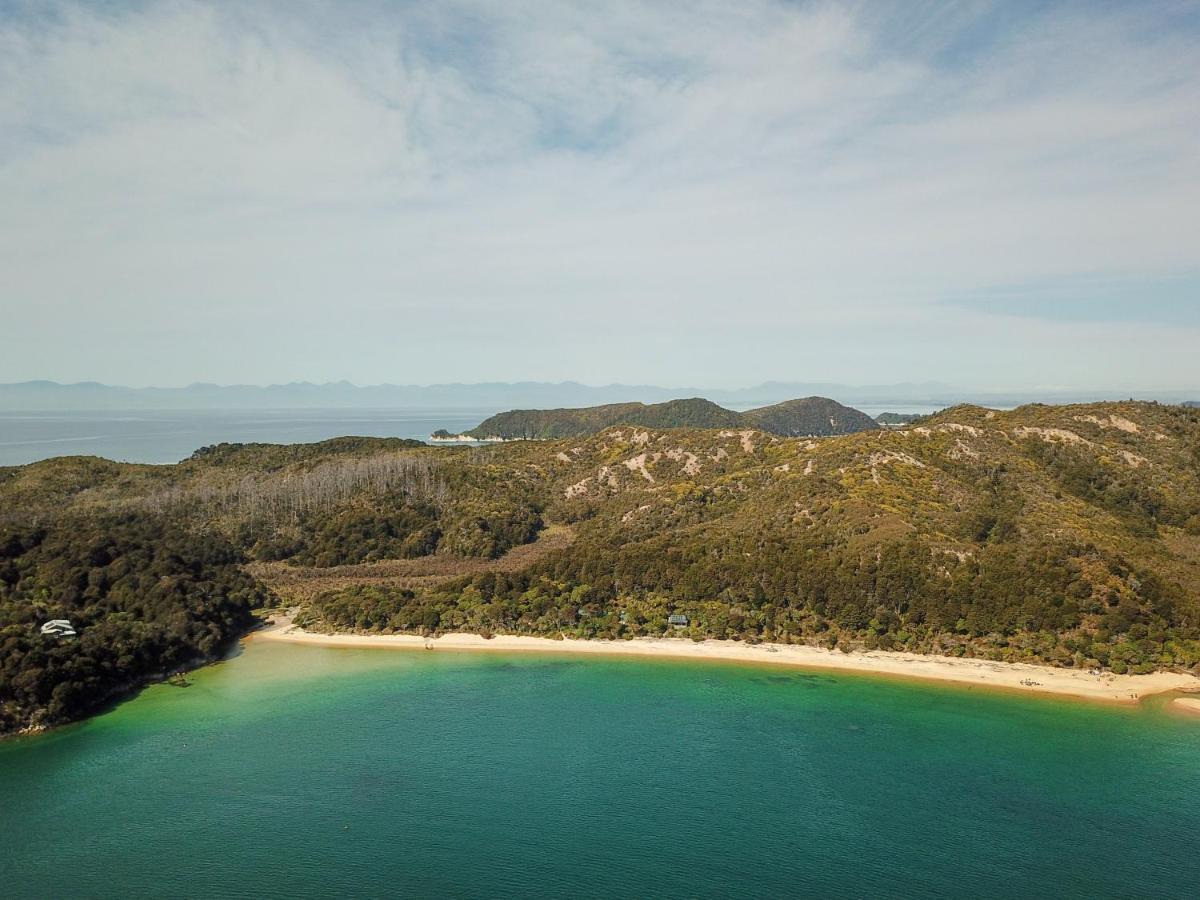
(435, 397), (880, 440)
(1, 379), (1195, 411)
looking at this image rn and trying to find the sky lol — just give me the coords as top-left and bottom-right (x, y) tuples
(1, 0), (1198, 392)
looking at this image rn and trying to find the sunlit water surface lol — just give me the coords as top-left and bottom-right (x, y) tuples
(1, 641), (1197, 898)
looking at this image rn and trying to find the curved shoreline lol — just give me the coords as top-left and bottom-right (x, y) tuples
(252, 616), (1200, 706)
(1173, 697), (1200, 716)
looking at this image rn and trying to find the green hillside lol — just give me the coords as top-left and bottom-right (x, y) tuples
(448, 395), (879, 440)
(743, 396), (880, 436)
(4, 401), (1200, 734)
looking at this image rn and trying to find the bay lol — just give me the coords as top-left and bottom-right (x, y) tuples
(1, 641), (1197, 898)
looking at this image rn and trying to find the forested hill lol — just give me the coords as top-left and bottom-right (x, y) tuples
(4, 402), (1200, 735)
(0, 516), (271, 735)
(742, 397), (880, 436)
(436, 396), (879, 440)
(448, 398), (744, 440)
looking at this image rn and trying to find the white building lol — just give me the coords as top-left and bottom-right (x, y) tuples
(40, 619), (77, 638)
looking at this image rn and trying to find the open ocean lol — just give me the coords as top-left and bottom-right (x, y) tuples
(0, 406), (948, 467)
(0, 409), (497, 466)
(1, 641), (1197, 899)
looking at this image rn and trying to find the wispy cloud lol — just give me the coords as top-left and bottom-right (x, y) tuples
(946, 272), (1200, 325)
(1, 0), (1197, 389)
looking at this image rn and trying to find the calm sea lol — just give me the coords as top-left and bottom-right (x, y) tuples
(0, 405), (946, 467)
(0, 409), (498, 466)
(1, 642), (1197, 898)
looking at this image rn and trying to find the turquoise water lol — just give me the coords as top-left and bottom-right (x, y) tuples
(1, 643), (1198, 898)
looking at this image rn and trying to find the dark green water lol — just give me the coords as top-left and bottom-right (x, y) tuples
(2, 643), (1198, 899)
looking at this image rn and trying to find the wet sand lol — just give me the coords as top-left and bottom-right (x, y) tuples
(253, 615), (1200, 705)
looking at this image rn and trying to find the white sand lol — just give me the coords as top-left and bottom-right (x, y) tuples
(252, 615), (1199, 705)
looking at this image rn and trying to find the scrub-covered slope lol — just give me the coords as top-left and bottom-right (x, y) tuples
(742, 396), (880, 436)
(3, 402), (1200, 734)
(332, 401), (1200, 677)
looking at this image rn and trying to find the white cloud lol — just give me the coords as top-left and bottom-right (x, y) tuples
(0, 0), (1197, 390)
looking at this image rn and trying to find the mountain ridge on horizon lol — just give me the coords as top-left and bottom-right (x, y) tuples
(1, 379), (1193, 412)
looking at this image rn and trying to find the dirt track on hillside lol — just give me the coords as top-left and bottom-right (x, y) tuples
(246, 525), (574, 602)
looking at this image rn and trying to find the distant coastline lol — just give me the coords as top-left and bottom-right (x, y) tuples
(253, 614), (1200, 706)
(4, 379), (1193, 413)
(428, 431), (513, 443)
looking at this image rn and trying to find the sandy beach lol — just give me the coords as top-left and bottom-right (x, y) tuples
(253, 614), (1200, 705)
(1172, 697), (1200, 716)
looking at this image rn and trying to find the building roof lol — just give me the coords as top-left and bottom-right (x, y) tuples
(40, 619), (77, 636)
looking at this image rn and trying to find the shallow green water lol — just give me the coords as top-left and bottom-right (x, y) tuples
(2, 643), (1198, 899)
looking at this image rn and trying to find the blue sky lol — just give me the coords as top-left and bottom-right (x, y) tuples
(1, 0), (1197, 391)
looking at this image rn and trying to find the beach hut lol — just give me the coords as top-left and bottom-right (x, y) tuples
(668, 614), (689, 629)
(40, 619), (77, 638)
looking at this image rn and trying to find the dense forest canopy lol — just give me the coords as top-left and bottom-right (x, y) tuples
(3, 401), (1200, 735)
(0, 515), (270, 734)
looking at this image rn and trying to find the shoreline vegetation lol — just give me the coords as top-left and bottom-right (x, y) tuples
(5, 399), (1200, 736)
(253, 613), (1200, 706)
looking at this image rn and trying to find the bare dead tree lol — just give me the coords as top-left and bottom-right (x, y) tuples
(140, 453), (448, 524)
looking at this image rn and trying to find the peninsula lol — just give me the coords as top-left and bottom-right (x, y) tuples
(4, 400), (1200, 734)
(432, 395), (880, 441)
